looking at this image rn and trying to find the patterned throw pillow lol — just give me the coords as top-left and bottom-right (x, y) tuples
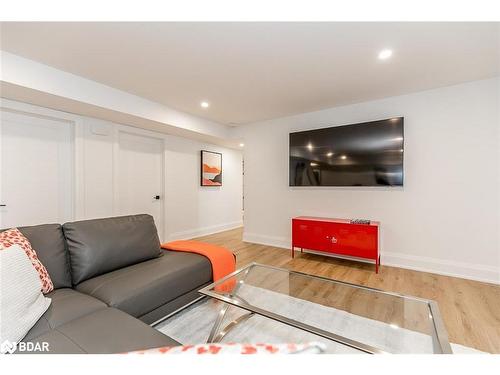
(124, 342), (326, 354)
(0, 244), (52, 349)
(0, 228), (54, 294)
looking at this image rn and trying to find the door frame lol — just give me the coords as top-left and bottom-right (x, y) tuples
(112, 126), (166, 240)
(0, 99), (84, 227)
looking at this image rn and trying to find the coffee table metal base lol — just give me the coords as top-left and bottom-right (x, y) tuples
(207, 303), (254, 343)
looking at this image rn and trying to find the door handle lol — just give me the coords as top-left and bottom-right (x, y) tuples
(0, 204), (6, 207)
(153, 196), (160, 200)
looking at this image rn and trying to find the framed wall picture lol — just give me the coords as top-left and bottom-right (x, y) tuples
(201, 150), (222, 186)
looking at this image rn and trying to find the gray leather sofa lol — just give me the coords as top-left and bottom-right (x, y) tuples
(4, 214), (213, 354)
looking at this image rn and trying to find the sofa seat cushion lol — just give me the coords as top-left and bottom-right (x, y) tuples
(24, 288), (107, 341)
(76, 250), (212, 318)
(20, 308), (179, 354)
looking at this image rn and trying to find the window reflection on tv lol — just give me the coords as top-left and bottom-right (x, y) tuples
(289, 118), (404, 187)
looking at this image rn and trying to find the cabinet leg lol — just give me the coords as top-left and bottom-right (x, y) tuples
(291, 246), (294, 258)
(375, 256), (380, 274)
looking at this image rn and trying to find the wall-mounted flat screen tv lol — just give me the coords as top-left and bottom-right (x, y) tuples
(289, 117), (404, 187)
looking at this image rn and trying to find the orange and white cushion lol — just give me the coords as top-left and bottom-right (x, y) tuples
(125, 342), (326, 354)
(0, 228), (54, 294)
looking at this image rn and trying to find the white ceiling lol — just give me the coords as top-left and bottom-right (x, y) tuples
(1, 22), (499, 125)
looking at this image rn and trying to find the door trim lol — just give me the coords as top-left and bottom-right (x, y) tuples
(112, 126), (165, 240)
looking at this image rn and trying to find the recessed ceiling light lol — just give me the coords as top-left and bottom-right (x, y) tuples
(200, 101), (210, 108)
(326, 152), (334, 157)
(310, 162), (318, 167)
(239, 143), (245, 147)
(340, 155), (347, 160)
(378, 49), (393, 60)
(307, 143), (313, 151)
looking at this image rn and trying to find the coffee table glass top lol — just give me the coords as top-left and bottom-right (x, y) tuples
(199, 263), (452, 354)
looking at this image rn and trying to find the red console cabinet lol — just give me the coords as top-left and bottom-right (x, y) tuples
(292, 216), (380, 273)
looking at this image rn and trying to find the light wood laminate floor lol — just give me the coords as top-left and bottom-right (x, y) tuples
(193, 227), (500, 353)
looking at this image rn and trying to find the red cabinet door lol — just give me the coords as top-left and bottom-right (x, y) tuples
(292, 219), (331, 252)
(327, 223), (378, 259)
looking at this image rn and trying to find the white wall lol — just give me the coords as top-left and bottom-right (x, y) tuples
(81, 117), (243, 241)
(163, 136), (243, 240)
(1, 99), (243, 241)
(235, 78), (500, 284)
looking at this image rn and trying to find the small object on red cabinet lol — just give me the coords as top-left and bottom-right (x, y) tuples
(291, 216), (380, 273)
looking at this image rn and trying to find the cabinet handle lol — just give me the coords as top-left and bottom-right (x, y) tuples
(331, 236), (338, 244)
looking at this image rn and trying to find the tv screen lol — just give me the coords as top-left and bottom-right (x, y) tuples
(289, 117), (404, 187)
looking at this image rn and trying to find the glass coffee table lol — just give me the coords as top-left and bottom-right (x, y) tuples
(198, 263), (452, 354)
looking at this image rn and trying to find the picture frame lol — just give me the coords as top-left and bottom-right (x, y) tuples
(201, 150), (222, 186)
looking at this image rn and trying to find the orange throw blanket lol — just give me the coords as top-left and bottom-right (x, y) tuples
(161, 240), (236, 292)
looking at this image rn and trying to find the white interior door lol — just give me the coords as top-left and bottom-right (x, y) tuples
(116, 131), (164, 239)
(0, 110), (73, 228)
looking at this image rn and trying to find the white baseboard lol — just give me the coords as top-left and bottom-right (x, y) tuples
(382, 252), (499, 285)
(243, 232), (500, 285)
(168, 221), (243, 241)
(243, 232), (290, 249)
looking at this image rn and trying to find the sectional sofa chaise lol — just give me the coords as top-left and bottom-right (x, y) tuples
(2, 214), (213, 354)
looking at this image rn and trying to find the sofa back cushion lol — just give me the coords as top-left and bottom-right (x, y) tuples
(63, 214), (161, 285)
(1, 224), (72, 289)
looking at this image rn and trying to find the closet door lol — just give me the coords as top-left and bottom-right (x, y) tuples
(115, 130), (164, 239)
(0, 110), (73, 228)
